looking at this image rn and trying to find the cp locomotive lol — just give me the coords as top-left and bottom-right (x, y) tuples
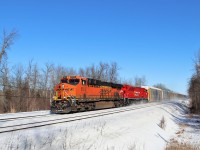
(51, 76), (148, 113)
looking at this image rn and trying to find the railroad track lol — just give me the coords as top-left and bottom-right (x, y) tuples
(0, 101), (169, 134)
(0, 114), (53, 122)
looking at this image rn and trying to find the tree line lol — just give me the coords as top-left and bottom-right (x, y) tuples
(0, 60), (121, 113)
(188, 50), (200, 114)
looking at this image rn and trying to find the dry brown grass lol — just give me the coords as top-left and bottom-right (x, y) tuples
(166, 140), (200, 150)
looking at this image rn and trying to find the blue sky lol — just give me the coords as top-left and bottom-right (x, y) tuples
(0, 0), (200, 94)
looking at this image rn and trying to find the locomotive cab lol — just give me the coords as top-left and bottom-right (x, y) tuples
(51, 76), (86, 113)
(55, 78), (79, 99)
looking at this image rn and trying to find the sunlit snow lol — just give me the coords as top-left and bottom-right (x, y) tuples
(0, 100), (199, 150)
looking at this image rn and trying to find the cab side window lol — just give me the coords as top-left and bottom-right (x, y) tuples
(82, 80), (86, 85)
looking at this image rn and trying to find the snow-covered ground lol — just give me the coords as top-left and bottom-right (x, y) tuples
(0, 100), (199, 150)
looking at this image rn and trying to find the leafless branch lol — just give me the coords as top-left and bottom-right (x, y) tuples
(0, 29), (18, 63)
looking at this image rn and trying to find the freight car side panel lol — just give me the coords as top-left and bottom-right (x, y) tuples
(142, 86), (162, 101)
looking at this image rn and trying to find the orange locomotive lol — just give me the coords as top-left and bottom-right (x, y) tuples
(51, 76), (148, 113)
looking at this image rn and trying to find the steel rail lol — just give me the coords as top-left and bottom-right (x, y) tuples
(0, 114), (53, 122)
(0, 101), (170, 134)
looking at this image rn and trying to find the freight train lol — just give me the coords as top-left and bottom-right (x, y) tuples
(50, 75), (186, 113)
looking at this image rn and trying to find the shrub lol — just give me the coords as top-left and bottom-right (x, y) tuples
(166, 140), (199, 150)
(159, 116), (166, 130)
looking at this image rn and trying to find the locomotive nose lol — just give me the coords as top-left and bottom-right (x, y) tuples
(57, 83), (67, 89)
(56, 83), (75, 99)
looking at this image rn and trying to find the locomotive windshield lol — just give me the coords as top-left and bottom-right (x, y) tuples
(61, 79), (68, 83)
(61, 79), (80, 85)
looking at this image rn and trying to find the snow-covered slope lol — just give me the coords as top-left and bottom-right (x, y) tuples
(0, 100), (199, 150)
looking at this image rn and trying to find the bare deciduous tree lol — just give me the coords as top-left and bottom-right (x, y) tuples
(0, 61), (12, 112)
(52, 65), (68, 84)
(154, 83), (168, 90)
(188, 75), (200, 113)
(121, 78), (134, 85)
(0, 29), (18, 112)
(90, 64), (97, 79)
(97, 62), (109, 81)
(0, 29), (18, 63)
(134, 76), (146, 87)
(109, 62), (119, 83)
(12, 64), (25, 112)
(188, 49), (200, 113)
(78, 68), (85, 77)
(195, 51), (200, 76)
(41, 63), (53, 98)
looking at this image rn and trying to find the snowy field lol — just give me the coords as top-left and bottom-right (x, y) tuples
(0, 100), (199, 150)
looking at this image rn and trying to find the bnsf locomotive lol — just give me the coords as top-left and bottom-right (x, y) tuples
(51, 76), (148, 113)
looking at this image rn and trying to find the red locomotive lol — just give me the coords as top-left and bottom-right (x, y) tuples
(122, 85), (148, 103)
(51, 76), (148, 113)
